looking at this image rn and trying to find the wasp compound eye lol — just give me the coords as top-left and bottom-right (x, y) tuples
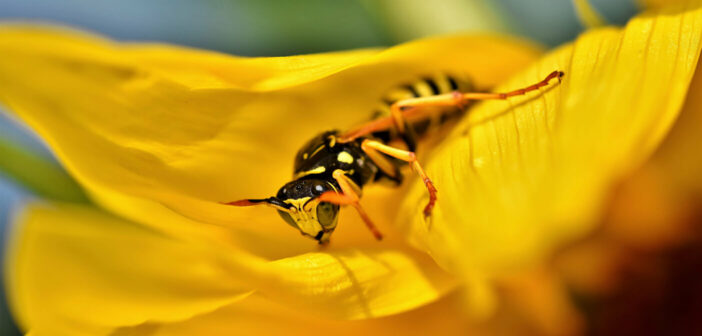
(316, 201), (339, 228)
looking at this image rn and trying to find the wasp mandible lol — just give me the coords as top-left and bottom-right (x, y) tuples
(225, 70), (564, 244)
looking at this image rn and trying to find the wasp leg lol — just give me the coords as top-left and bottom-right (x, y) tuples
(340, 70), (564, 142)
(362, 140), (437, 217)
(362, 141), (403, 185)
(319, 169), (383, 240)
(390, 100), (422, 152)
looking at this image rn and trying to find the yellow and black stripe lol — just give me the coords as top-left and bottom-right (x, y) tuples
(370, 72), (473, 148)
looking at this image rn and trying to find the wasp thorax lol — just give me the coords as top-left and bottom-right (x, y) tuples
(275, 179), (340, 243)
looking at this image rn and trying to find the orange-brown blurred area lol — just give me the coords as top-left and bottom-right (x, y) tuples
(550, 61), (702, 336)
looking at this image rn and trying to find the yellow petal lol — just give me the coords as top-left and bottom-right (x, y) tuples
(5, 202), (251, 336)
(6, 202), (456, 334)
(638, 0), (687, 9)
(111, 291), (506, 336)
(583, 45), (702, 257)
(650, 53), (702, 193)
(0, 25), (541, 243)
(398, 0), (702, 285)
(573, 0), (606, 28)
(245, 247), (456, 320)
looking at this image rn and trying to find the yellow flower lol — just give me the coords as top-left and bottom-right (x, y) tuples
(551, 54), (702, 335)
(1, 1), (702, 335)
(398, 0), (702, 295)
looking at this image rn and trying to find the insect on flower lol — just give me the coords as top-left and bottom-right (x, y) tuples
(225, 70), (564, 244)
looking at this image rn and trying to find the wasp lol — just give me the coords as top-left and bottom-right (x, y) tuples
(225, 70), (564, 244)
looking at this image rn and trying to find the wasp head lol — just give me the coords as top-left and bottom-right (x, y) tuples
(276, 179), (340, 244)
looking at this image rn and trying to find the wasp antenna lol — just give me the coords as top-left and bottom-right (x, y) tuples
(222, 197), (293, 212)
(222, 199), (260, 206)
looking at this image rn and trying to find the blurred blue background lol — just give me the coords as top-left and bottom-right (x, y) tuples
(0, 0), (639, 334)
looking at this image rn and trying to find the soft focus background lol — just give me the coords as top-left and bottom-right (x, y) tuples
(0, 1), (641, 335)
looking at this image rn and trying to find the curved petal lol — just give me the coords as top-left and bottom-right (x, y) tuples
(5, 203), (251, 336)
(640, 0), (688, 9)
(0, 25), (541, 242)
(110, 292), (479, 336)
(573, 0), (606, 28)
(398, 1), (702, 280)
(651, 54), (702, 193)
(111, 286), (582, 336)
(110, 293), (467, 336)
(5, 202), (456, 334)
(590, 45), (702, 252)
(244, 248), (456, 320)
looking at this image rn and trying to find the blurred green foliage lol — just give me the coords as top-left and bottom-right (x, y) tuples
(0, 137), (87, 203)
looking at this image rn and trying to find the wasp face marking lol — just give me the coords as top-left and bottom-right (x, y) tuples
(276, 179), (340, 243)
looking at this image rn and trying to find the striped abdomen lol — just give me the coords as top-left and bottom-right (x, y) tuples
(370, 73), (473, 143)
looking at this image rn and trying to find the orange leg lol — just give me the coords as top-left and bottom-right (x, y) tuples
(391, 103), (407, 135)
(362, 141), (402, 182)
(391, 102), (421, 152)
(361, 140), (437, 217)
(319, 170), (383, 240)
(341, 70), (564, 142)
